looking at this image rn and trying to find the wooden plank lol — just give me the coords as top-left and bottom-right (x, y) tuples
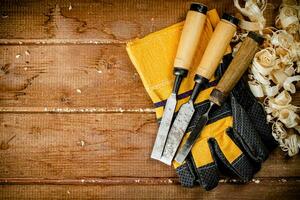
(0, 178), (299, 199)
(0, 44), (153, 109)
(0, 107), (155, 113)
(0, 113), (299, 178)
(1, 45), (299, 110)
(0, 113), (172, 178)
(0, 0), (283, 43)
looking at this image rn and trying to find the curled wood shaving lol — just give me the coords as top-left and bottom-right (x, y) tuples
(283, 75), (300, 93)
(283, 134), (300, 156)
(278, 108), (300, 128)
(275, 2), (300, 34)
(235, 0), (300, 156)
(234, 0), (267, 31)
(270, 69), (288, 85)
(273, 122), (300, 156)
(253, 48), (276, 75)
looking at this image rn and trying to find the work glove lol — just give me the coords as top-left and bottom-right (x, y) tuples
(174, 55), (277, 190)
(126, 9), (277, 190)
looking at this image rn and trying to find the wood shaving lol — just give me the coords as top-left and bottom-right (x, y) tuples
(234, 0), (267, 31)
(235, 0), (300, 156)
(25, 50), (30, 56)
(276, 0), (299, 34)
(1, 13), (8, 19)
(78, 140), (85, 147)
(252, 178), (261, 184)
(280, 178), (288, 183)
(76, 89), (82, 94)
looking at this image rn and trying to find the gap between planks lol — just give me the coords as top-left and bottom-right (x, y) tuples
(0, 107), (155, 113)
(0, 39), (126, 45)
(0, 177), (298, 185)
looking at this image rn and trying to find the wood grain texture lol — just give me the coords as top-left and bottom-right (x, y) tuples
(0, 0), (257, 43)
(196, 19), (236, 79)
(0, 113), (299, 179)
(0, 45), (152, 109)
(173, 10), (207, 70)
(0, 179), (299, 199)
(1, 45), (298, 110)
(210, 36), (259, 105)
(0, 113), (171, 178)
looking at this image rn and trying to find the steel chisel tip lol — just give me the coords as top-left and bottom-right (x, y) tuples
(151, 93), (177, 160)
(174, 115), (209, 163)
(159, 101), (195, 165)
(174, 101), (214, 163)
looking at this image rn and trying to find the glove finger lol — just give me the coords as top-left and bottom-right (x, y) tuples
(247, 99), (278, 150)
(232, 80), (278, 150)
(226, 128), (262, 172)
(191, 139), (220, 190)
(208, 135), (257, 182)
(230, 94), (269, 163)
(175, 154), (220, 191)
(175, 155), (198, 187)
(194, 157), (219, 190)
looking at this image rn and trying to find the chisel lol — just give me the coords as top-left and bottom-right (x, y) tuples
(151, 3), (208, 160)
(160, 13), (239, 165)
(175, 32), (264, 164)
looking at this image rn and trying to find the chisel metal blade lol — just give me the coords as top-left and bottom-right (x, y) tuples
(159, 100), (195, 165)
(151, 93), (177, 160)
(175, 102), (214, 163)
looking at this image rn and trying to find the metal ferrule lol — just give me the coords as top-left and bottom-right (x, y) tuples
(189, 3), (207, 14)
(173, 67), (188, 77)
(190, 74), (208, 103)
(172, 67), (188, 94)
(247, 31), (264, 45)
(209, 88), (227, 106)
(221, 13), (239, 26)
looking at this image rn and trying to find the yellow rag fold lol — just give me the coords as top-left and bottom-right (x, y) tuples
(127, 10), (221, 118)
(126, 9), (241, 168)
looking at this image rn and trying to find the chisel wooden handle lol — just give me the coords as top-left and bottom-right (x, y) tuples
(196, 14), (238, 80)
(209, 32), (264, 106)
(174, 3), (207, 71)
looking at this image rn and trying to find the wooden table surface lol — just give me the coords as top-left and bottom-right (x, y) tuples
(0, 0), (299, 199)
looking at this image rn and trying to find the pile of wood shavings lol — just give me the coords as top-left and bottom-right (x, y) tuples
(234, 0), (300, 156)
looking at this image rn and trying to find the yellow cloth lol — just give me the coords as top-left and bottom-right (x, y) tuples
(126, 9), (242, 169)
